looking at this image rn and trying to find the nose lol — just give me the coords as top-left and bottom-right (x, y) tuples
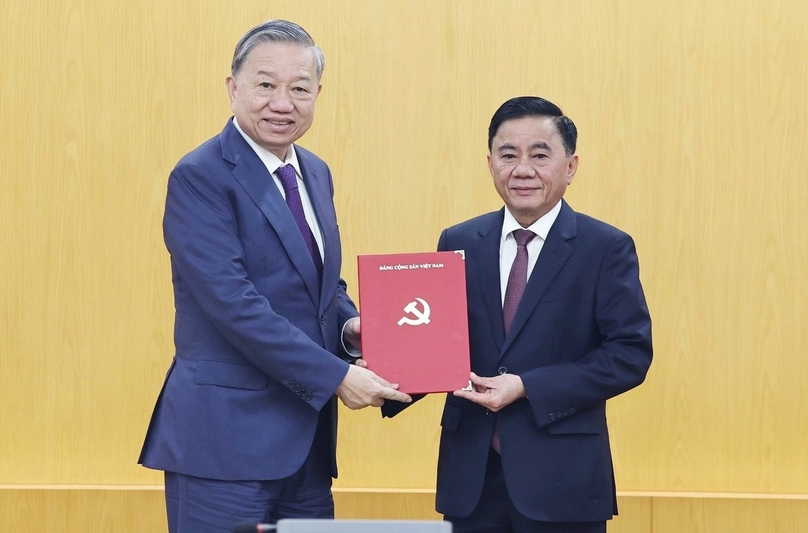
(512, 155), (536, 177)
(268, 88), (295, 112)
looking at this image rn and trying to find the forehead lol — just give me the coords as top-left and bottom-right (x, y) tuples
(240, 41), (317, 77)
(493, 116), (562, 149)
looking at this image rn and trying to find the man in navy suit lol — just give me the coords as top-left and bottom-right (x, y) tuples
(139, 20), (411, 533)
(387, 97), (652, 533)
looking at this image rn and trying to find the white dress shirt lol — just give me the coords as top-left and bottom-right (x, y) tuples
(232, 118), (325, 259)
(499, 200), (563, 306)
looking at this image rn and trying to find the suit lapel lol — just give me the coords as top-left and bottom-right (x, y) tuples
(221, 122), (321, 306)
(297, 150), (338, 310)
(501, 201), (577, 354)
(471, 210), (507, 350)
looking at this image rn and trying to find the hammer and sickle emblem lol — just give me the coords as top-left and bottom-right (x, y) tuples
(397, 297), (431, 326)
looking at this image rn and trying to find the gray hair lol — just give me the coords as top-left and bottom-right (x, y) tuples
(231, 20), (324, 79)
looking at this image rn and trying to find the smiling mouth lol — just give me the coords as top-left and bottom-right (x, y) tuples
(267, 119), (292, 126)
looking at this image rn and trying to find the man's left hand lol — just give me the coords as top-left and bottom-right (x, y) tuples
(452, 372), (526, 412)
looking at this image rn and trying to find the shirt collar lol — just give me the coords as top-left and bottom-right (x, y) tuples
(501, 200), (563, 243)
(232, 117), (303, 178)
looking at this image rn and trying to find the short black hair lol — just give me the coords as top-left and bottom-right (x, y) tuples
(487, 96), (577, 156)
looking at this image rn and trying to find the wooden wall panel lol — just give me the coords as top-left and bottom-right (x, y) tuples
(1, 0), (807, 525)
(334, 490), (441, 520)
(653, 497), (808, 533)
(0, 488), (167, 532)
(6, 490), (808, 533)
(610, 497), (652, 533)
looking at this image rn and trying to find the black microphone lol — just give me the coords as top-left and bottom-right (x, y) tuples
(232, 523), (276, 533)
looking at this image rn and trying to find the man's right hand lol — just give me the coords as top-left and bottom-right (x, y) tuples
(336, 365), (412, 409)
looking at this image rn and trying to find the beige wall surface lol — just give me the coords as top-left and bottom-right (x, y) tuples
(2, 0), (807, 529)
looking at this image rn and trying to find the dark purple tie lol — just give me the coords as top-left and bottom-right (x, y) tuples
(276, 164), (323, 281)
(502, 229), (535, 333)
(492, 228), (535, 453)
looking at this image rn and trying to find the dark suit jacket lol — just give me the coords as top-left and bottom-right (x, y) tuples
(139, 119), (357, 481)
(387, 201), (652, 522)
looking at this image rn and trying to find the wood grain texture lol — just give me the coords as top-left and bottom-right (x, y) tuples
(1, 0), (806, 512)
(0, 488), (167, 532)
(5, 490), (808, 533)
(653, 497), (808, 533)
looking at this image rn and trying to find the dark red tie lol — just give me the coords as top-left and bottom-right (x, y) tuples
(276, 165), (323, 282)
(492, 228), (535, 453)
(502, 229), (535, 333)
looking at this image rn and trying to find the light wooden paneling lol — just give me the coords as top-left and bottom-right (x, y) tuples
(610, 497), (652, 533)
(1, 1), (807, 528)
(334, 490), (441, 520)
(6, 490), (808, 533)
(653, 497), (808, 533)
(0, 488), (167, 532)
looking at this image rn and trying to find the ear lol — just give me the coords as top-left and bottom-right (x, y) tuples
(566, 154), (579, 185)
(225, 75), (237, 107)
(487, 153), (494, 177)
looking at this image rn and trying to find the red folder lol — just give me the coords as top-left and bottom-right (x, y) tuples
(357, 251), (471, 394)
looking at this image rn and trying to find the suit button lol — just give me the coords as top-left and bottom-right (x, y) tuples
(562, 409), (569, 417)
(569, 407), (576, 414)
(303, 393), (313, 401)
(497, 367), (508, 375)
(320, 316), (325, 324)
(549, 413), (556, 421)
(555, 411), (563, 419)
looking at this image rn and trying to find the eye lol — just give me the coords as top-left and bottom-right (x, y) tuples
(292, 86), (309, 93)
(259, 82), (273, 89)
(501, 153), (517, 160)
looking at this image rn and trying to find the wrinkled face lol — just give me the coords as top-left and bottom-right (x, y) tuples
(226, 41), (321, 159)
(488, 116), (578, 227)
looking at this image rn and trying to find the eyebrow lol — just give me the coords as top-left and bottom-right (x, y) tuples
(497, 143), (517, 153)
(531, 142), (552, 151)
(496, 141), (552, 152)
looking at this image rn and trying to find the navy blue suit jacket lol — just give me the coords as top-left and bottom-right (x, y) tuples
(139, 119), (357, 481)
(388, 201), (652, 522)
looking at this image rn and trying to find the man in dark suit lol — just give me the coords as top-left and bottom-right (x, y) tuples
(139, 20), (410, 533)
(387, 96), (652, 533)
